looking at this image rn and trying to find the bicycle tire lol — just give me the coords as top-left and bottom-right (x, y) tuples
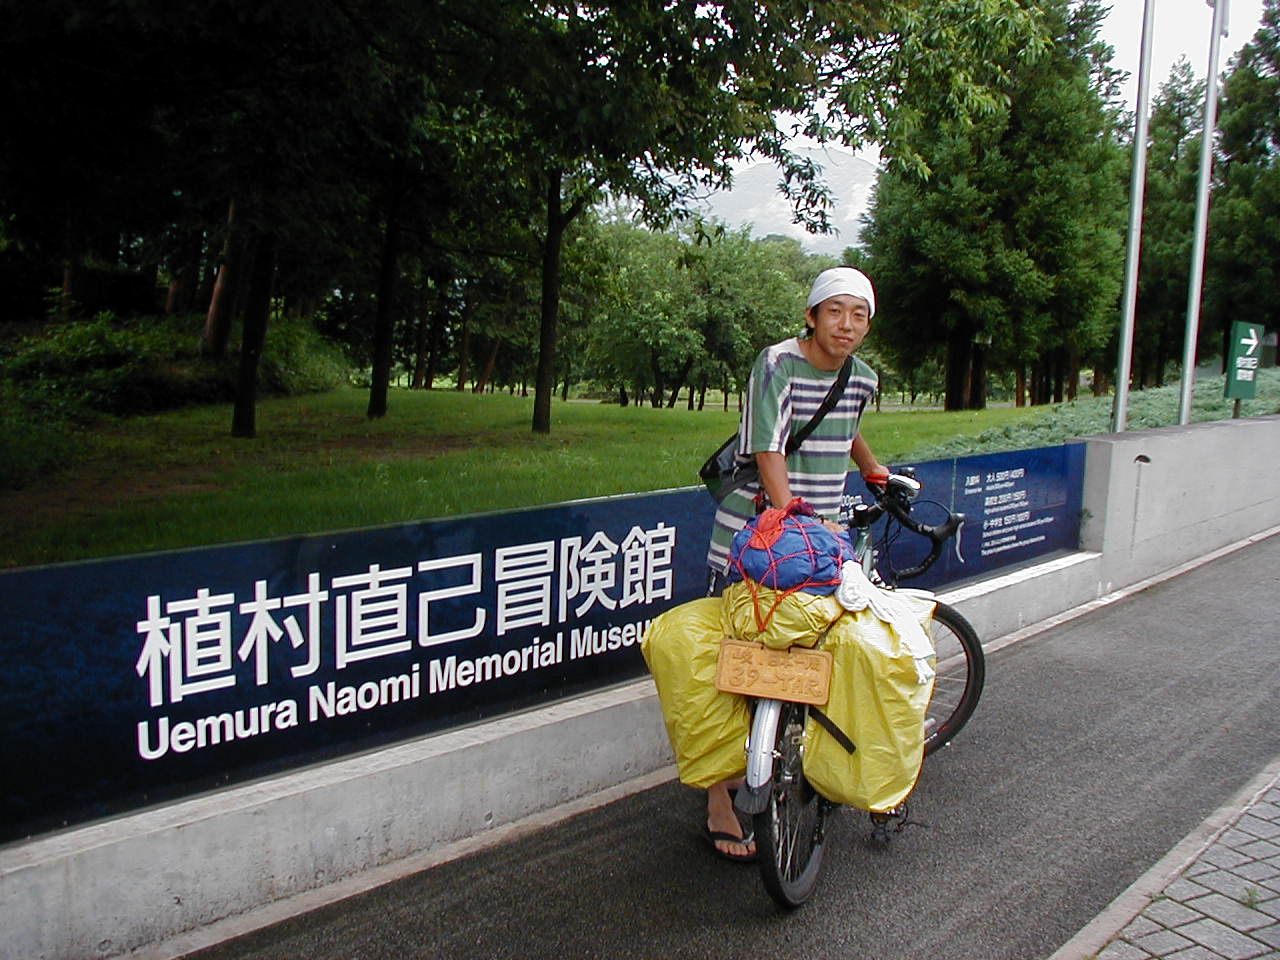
(753, 702), (828, 908)
(923, 601), (985, 755)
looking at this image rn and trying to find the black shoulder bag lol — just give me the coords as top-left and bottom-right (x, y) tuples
(698, 356), (853, 503)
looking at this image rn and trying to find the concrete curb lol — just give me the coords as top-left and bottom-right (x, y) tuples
(0, 681), (674, 960)
(119, 764), (680, 960)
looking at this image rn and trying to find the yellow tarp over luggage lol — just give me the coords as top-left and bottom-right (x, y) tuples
(720, 580), (842, 650)
(642, 587), (936, 810)
(641, 598), (750, 789)
(800, 592), (936, 813)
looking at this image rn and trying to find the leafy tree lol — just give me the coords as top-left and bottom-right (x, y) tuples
(490, 1), (1048, 432)
(863, 0), (1125, 409)
(583, 225), (697, 407)
(1, 0), (1049, 439)
(579, 220), (818, 409)
(680, 226), (808, 408)
(1134, 59), (1203, 387)
(1206, 0), (1280, 359)
(2, 0), (437, 434)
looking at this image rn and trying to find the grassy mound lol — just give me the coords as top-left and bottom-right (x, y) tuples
(0, 312), (350, 488)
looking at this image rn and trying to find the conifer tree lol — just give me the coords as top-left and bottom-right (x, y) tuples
(1206, 0), (1280, 360)
(863, 0), (1126, 409)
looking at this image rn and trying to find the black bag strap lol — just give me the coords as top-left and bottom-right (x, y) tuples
(784, 355), (853, 455)
(810, 706), (857, 755)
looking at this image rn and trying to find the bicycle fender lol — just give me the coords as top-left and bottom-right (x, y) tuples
(735, 699), (782, 816)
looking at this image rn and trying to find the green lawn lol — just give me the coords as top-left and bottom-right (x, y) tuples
(5, 370), (1275, 570)
(0, 388), (1038, 568)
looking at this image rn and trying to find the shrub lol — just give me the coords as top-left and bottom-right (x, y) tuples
(0, 391), (77, 489)
(258, 317), (351, 396)
(1, 311), (350, 419)
(902, 368), (1280, 461)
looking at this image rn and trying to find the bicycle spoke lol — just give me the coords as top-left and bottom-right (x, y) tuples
(755, 704), (826, 906)
(923, 603), (985, 755)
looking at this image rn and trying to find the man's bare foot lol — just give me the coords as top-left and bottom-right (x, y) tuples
(706, 779), (756, 861)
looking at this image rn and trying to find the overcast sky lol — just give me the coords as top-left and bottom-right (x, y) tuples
(1100, 0), (1267, 107)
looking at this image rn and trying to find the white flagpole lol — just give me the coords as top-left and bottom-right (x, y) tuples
(1112, 0), (1159, 432)
(1177, 0), (1230, 425)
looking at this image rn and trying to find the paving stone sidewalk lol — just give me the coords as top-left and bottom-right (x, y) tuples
(1096, 776), (1280, 960)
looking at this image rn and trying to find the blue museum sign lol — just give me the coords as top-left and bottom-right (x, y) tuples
(0, 443), (1083, 841)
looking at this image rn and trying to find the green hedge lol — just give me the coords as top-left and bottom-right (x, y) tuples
(2, 313), (349, 414)
(0, 312), (351, 488)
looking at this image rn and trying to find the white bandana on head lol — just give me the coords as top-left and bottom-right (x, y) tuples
(806, 267), (875, 318)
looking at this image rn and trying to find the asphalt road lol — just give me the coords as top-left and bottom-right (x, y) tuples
(191, 534), (1280, 960)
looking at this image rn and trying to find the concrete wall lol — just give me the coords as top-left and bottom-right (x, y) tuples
(945, 415), (1280, 644)
(4, 416), (1279, 960)
(1080, 417), (1280, 591)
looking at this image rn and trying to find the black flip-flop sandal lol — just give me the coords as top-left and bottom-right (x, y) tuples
(703, 823), (757, 863)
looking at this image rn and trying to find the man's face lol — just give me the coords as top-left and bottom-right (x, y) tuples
(805, 294), (871, 369)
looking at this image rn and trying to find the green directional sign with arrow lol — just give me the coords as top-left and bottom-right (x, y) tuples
(1225, 321), (1264, 400)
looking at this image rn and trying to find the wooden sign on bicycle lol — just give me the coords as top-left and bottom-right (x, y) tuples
(715, 638), (833, 705)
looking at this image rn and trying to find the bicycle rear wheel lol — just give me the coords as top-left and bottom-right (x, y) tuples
(923, 601), (985, 755)
(753, 702), (828, 908)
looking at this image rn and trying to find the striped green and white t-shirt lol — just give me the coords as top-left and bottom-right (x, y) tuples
(706, 338), (877, 574)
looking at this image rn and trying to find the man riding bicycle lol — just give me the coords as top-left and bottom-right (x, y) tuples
(702, 266), (889, 862)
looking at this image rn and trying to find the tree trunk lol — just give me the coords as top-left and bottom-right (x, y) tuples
(1015, 364), (1027, 407)
(411, 318), (430, 389)
(367, 208), (401, 419)
(411, 275), (430, 389)
(649, 348), (665, 408)
(195, 245), (218, 315)
(423, 273), (449, 390)
(668, 357), (694, 409)
(230, 233), (276, 439)
(944, 326), (972, 411)
(204, 200), (247, 359)
(456, 296), (473, 391)
(59, 256), (75, 322)
(532, 168), (598, 433)
(165, 233), (203, 315)
(968, 342), (987, 410)
(533, 170), (567, 434)
(474, 338), (499, 393)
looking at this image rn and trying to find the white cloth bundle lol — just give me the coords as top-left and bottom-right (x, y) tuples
(835, 561), (936, 684)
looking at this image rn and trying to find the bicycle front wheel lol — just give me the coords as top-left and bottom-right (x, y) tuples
(753, 702), (828, 908)
(923, 601), (985, 755)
